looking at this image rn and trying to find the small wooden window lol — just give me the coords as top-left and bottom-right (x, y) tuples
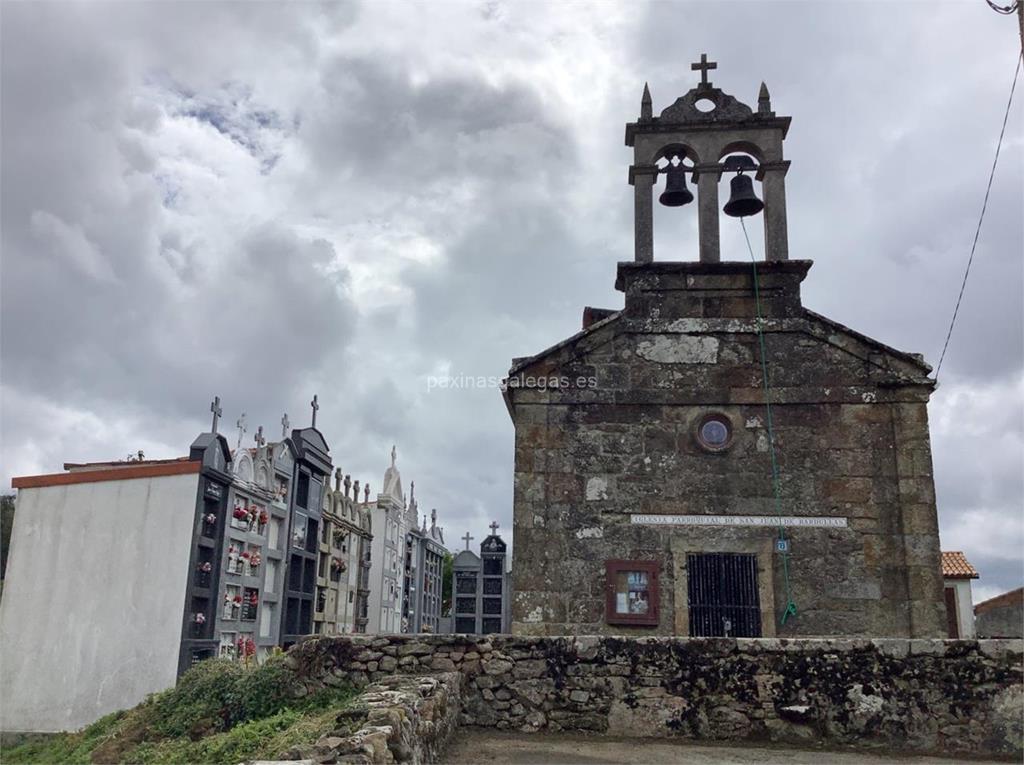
(605, 560), (659, 626)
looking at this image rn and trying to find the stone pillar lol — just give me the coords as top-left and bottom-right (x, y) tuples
(632, 167), (655, 264)
(696, 169), (721, 263)
(892, 401), (946, 638)
(760, 162), (790, 261)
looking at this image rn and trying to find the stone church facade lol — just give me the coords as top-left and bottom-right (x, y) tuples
(505, 58), (945, 639)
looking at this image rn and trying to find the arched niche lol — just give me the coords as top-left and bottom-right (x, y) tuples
(255, 460), (270, 489)
(235, 453), (253, 483)
(718, 140), (766, 163)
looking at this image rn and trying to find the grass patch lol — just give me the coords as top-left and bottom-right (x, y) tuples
(0, 659), (359, 765)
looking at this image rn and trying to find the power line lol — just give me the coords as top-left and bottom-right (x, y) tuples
(934, 52), (1022, 380)
(984, 0), (1018, 15)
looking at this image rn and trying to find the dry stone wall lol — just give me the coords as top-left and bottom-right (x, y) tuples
(275, 673), (462, 765)
(286, 634), (1023, 759)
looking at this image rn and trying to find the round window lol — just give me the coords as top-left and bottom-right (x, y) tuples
(697, 414), (733, 452)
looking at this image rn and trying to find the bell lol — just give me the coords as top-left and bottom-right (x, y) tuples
(658, 163), (694, 207)
(723, 173), (764, 217)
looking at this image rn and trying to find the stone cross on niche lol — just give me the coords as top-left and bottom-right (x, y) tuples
(489, 521), (499, 536)
(281, 413), (290, 439)
(236, 413), (247, 450)
(462, 532), (474, 551)
(691, 53), (717, 88)
(310, 395), (319, 427)
(210, 396), (222, 433)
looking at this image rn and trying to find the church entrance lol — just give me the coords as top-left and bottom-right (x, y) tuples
(686, 553), (762, 637)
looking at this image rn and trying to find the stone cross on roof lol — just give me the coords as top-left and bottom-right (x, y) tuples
(691, 53), (717, 88)
(310, 394), (319, 427)
(462, 532), (474, 550)
(210, 396), (222, 433)
(235, 413), (247, 450)
(281, 413), (290, 439)
(489, 521), (499, 536)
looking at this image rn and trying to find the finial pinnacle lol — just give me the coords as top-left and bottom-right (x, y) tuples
(641, 82), (652, 120)
(390, 444), (397, 467)
(758, 81), (772, 114)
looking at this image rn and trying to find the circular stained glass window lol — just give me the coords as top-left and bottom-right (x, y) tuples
(697, 414), (733, 452)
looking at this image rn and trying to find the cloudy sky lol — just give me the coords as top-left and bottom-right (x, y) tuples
(2, 1), (1021, 601)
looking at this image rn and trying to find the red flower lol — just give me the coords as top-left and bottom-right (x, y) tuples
(234, 595), (242, 604)
(259, 510), (269, 524)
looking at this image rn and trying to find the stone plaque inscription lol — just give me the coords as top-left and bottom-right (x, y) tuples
(631, 514), (848, 528)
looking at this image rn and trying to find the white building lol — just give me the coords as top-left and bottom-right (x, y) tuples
(941, 551), (979, 639)
(0, 432), (233, 733)
(366, 447), (409, 633)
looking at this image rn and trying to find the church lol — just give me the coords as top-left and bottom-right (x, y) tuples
(504, 56), (946, 639)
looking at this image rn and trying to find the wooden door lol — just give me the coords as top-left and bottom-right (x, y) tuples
(944, 586), (960, 638)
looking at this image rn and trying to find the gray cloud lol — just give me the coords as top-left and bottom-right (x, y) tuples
(1, 1), (1021, 602)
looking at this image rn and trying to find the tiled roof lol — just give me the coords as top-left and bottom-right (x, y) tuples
(974, 587), (1023, 615)
(941, 551), (979, 579)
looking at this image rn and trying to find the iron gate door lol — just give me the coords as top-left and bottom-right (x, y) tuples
(687, 553), (762, 637)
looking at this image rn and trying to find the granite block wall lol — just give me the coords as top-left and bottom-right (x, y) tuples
(506, 262), (946, 638)
(286, 634), (1023, 759)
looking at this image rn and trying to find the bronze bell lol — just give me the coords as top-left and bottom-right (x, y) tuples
(658, 163), (694, 207)
(723, 173), (764, 217)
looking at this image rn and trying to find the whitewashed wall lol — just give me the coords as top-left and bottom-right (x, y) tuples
(0, 473), (199, 732)
(945, 578), (977, 639)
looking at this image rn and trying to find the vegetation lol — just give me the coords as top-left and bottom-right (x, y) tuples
(0, 657), (359, 765)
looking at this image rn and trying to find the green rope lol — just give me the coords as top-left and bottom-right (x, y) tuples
(740, 218), (798, 627)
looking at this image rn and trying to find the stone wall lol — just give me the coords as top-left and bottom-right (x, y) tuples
(287, 634), (1023, 759)
(279, 673), (462, 765)
(506, 260), (946, 638)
